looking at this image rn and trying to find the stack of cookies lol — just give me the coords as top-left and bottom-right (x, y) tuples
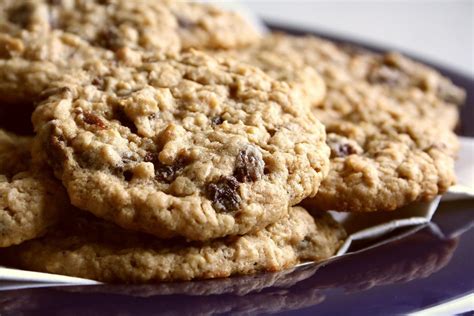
(0, 0), (464, 283)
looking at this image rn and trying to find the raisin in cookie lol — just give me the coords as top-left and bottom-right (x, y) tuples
(244, 34), (459, 212)
(32, 50), (330, 240)
(303, 99), (458, 212)
(0, 129), (68, 247)
(0, 207), (346, 283)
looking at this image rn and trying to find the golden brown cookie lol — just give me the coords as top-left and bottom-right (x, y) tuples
(32, 50), (330, 240)
(247, 34), (461, 212)
(0, 0), (259, 113)
(0, 129), (68, 247)
(0, 207), (346, 283)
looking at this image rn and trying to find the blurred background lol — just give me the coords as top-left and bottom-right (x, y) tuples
(231, 0), (473, 77)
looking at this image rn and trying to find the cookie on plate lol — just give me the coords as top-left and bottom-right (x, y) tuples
(213, 47), (326, 109)
(254, 34), (464, 130)
(0, 207), (346, 283)
(164, 0), (260, 50)
(0, 0), (258, 54)
(0, 129), (68, 247)
(0, 30), (111, 106)
(237, 34), (460, 212)
(32, 50), (330, 240)
(303, 99), (458, 212)
(0, 0), (259, 110)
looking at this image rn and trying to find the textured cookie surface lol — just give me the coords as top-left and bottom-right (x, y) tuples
(0, 0), (258, 53)
(164, 0), (259, 50)
(0, 30), (112, 105)
(213, 47), (326, 109)
(304, 116), (458, 212)
(0, 0), (259, 106)
(32, 50), (330, 240)
(0, 130), (68, 247)
(257, 34), (464, 129)
(306, 80), (459, 212)
(0, 207), (346, 283)
(252, 34), (460, 212)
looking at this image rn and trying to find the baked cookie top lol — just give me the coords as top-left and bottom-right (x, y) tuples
(165, 0), (260, 50)
(304, 90), (458, 212)
(0, 129), (68, 247)
(249, 34), (460, 212)
(0, 207), (346, 283)
(0, 0), (179, 53)
(32, 50), (330, 240)
(257, 34), (464, 129)
(0, 30), (112, 105)
(0, 0), (259, 106)
(0, 0), (259, 53)
(213, 46), (326, 110)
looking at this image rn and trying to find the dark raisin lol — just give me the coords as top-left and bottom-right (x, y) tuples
(327, 135), (361, 158)
(177, 16), (196, 29)
(112, 106), (137, 134)
(83, 112), (106, 129)
(330, 143), (358, 158)
(233, 145), (264, 182)
(97, 28), (122, 50)
(91, 77), (105, 88)
(211, 116), (224, 126)
(123, 170), (134, 182)
(144, 153), (189, 183)
(155, 164), (178, 183)
(263, 167), (271, 175)
(144, 152), (157, 163)
(8, 4), (34, 28)
(228, 85), (239, 99)
(206, 176), (241, 213)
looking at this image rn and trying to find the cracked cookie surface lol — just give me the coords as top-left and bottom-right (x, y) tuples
(213, 47), (326, 110)
(0, 0), (259, 107)
(0, 30), (112, 106)
(0, 129), (68, 247)
(303, 117), (458, 212)
(249, 34), (460, 212)
(0, 207), (346, 283)
(32, 50), (330, 240)
(254, 34), (464, 129)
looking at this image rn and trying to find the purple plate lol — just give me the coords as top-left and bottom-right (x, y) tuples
(1, 22), (473, 315)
